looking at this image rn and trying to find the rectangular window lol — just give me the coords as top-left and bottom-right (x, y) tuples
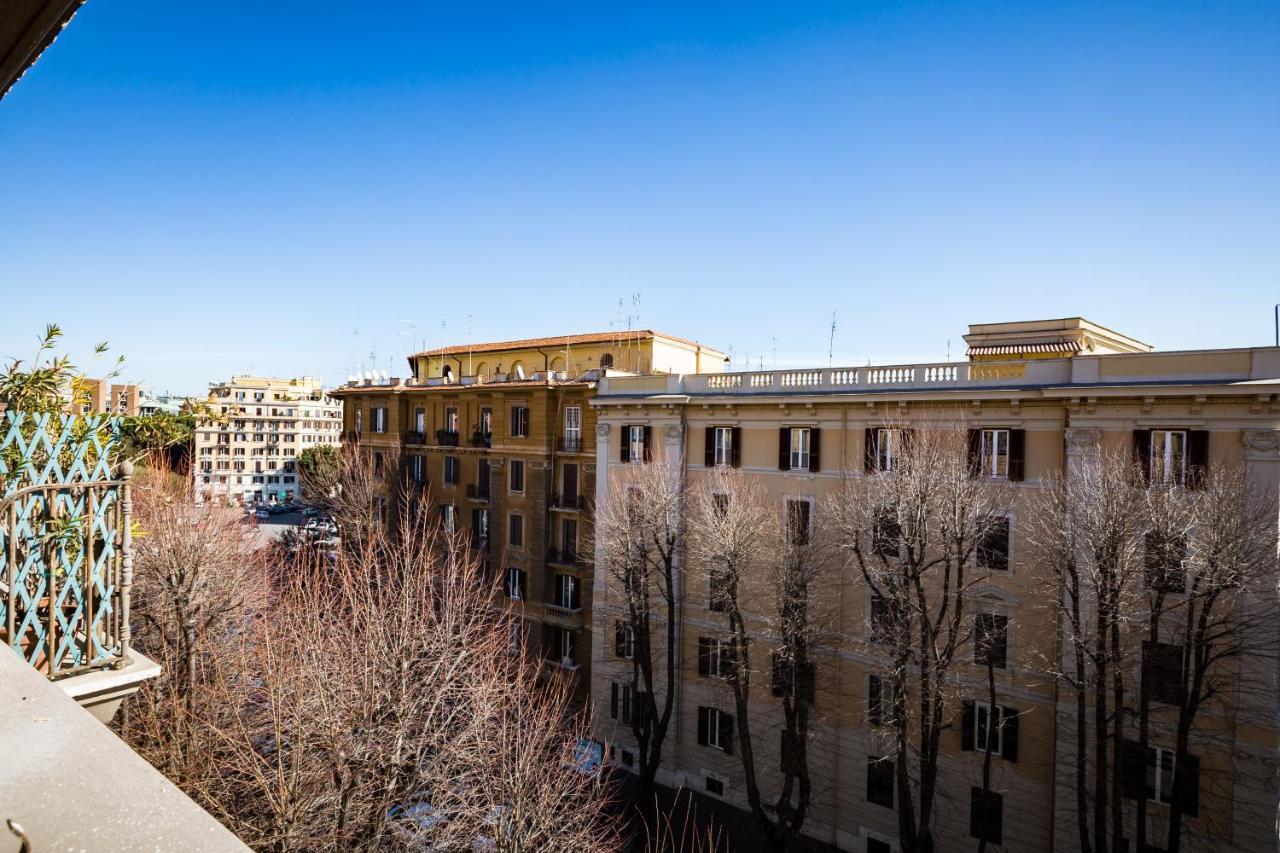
(708, 565), (731, 613)
(372, 406), (387, 433)
(872, 509), (901, 558)
(1148, 746), (1177, 806)
(713, 426), (734, 466)
(440, 504), (455, 534)
(867, 756), (895, 809)
(975, 613), (1009, 669)
(698, 636), (734, 680)
(509, 459), (525, 493)
(876, 428), (901, 473)
(505, 567), (526, 600)
(974, 702), (1006, 754)
(1144, 530), (1188, 592)
(444, 456), (459, 485)
(626, 425), (647, 463)
(614, 621), (635, 659)
(979, 429), (1010, 478)
(555, 574), (581, 610)
(510, 406), (529, 438)
(868, 674), (897, 727)
(870, 594), (899, 645)
(969, 788), (1003, 845)
(610, 683), (635, 725)
(785, 498), (811, 546)
(789, 428), (811, 470)
(410, 454), (424, 483)
(697, 707), (733, 752)
(508, 513), (525, 548)
(445, 407), (459, 434)
(705, 777), (724, 796)
(414, 407), (425, 433)
(564, 406), (582, 450)
(1142, 641), (1185, 705)
(562, 463), (579, 503)
(977, 516), (1011, 571)
(1151, 429), (1188, 486)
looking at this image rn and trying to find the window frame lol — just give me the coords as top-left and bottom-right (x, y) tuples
(510, 405), (529, 438)
(974, 612), (1009, 670)
(627, 425), (647, 463)
(713, 426), (734, 467)
(977, 514), (1012, 572)
(875, 427), (900, 473)
(979, 428), (1010, 479)
(509, 459), (525, 494)
(1150, 429), (1189, 487)
(789, 427), (812, 470)
(508, 512), (525, 549)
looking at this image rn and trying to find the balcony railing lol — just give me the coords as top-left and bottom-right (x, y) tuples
(435, 430), (460, 447)
(550, 493), (585, 511)
(543, 604), (584, 629)
(547, 547), (586, 569)
(465, 483), (490, 502)
(402, 430), (427, 446)
(469, 430), (492, 448)
(1, 414), (133, 679)
(558, 436), (583, 453)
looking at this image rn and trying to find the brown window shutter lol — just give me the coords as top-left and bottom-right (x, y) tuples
(1175, 753), (1200, 817)
(642, 426), (652, 462)
(610, 683), (619, 719)
(697, 637), (711, 677)
(809, 428), (822, 473)
(731, 427), (742, 468)
(864, 428), (877, 472)
(1008, 429), (1026, 481)
(1120, 740), (1151, 799)
(704, 427), (716, 467)
(1133, 429), (1152, 485)
(721, 713), (734, 755)
(1001, 706), (1019, 762)
(967, 429), (981, 477)
(621, 426), (631, 463)
(1187, 430), (1209, 488)
(697, 707), (709, 745)
(778, 428), (792, 470)
(961, 700), (975, 751)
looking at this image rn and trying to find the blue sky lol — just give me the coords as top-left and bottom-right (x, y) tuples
(2, 1), (1277, 394)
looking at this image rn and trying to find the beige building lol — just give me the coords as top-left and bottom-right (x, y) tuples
(589, 317), (1280, 853)
(333, 330), (726, 704)
(71, 377), (141, 416)
(194, 376), (343, 504)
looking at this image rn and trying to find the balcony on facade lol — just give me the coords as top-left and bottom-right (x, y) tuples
(465, 482), (490, 502)
(547, 546), (587, 570)
(469, 429), (492, 448)
(542, 603), (585, 629)
(434, 429), (460, 447)
(550, 492), (585, 511)
(402, 430), (427, 446)
(558, 436), (583, 453)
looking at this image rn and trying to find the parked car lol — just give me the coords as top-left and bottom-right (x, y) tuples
(301, 506), (320, 517)
(254, 508), (271, 520)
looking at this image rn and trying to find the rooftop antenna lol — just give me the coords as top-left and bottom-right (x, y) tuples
(828, 310), (837, 367)
(438, 320), (447, 379)
(946, 339), (951, 362)
(467, 314), (473, 377)
(772, 336), (778, 370)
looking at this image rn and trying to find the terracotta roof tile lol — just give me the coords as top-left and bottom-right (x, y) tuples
(409, 329), (720, 359)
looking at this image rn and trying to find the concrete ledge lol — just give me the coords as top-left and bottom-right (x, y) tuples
(56, 650), (162, 724)
(0, 644), (248, 851)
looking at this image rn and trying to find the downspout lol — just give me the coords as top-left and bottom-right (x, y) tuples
(674, 402), (689, 761)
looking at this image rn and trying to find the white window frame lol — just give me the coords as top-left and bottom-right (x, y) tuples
(554, 626), (574, 665)
(974, 701), (1006, 755)
(705, 708), (730, 751)
(445, 407), (459, 433)
(564, 406), (582, 444)
(627, 425), (646, 463)
(410, 455), (424, 483)
(979, 429), (1010, 479)
(440, 504), (455, 534)
(789, 428), (811, 470)
(511, 406), (529, 438)
(505, 566), (524, 600)
(713, 426), (733, 467)
(977, 513), (1013, 572)
(1149, 745), (1176, 806)
(876, 428), (900, 473)
(372, 406), (387, 433)
(1151, 430), (1188, 486)
(555, 574), (580, 610)
(706, 637), (729, 679)
(415, 408), (425, 433)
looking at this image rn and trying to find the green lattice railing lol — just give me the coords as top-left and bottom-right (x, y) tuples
(0, 412), (133, 678)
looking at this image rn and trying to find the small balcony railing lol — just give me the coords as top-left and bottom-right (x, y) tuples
(547, 547), (586, 569)
(1, 414), (133, 679)
(465, 483), (490, 502)
(469, 430), (492, 448)
(434, 430), (460, 447)
(543, 604), (584, 629)
(402, 430), (427, 446)
(550, 493), (584, 511)
(558, 436), (583, 453)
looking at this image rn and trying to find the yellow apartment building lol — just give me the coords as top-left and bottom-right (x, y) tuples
(588, 317), (1280, 853)
(334, 330), (726, 705)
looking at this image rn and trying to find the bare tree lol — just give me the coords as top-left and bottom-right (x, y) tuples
(825, 424), (1010, 853)
(687, 467), (824, 851)
(594, 460), (684, 804)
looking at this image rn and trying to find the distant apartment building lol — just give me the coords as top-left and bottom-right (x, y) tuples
(138, 392), (187, 416)
(194, 376), (343, 504)
(332, 330), (726, 704)
(589, 318), (1280, 853)
(72, 378), (141, 416)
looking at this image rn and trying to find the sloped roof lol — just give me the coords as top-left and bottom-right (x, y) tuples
(410, 329), (721, 359)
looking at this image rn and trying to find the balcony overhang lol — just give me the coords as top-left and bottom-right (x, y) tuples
(0, 0), (86, 101)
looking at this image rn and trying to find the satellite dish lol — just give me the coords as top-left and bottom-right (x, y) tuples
(515, 365), (526, 380)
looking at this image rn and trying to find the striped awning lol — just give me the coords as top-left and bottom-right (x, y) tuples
(967, 340), (1082, 356)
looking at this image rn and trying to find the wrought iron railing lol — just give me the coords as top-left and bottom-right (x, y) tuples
(0, 413), (132, 679)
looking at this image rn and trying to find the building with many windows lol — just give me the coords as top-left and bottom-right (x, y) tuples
(588, 317), (1280, 853)
(333, 330), (726, 704)
(194, 376), (343, 504)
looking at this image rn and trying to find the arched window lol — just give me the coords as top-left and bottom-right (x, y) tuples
(475, 361), (488, 380)
(599, 353), (614, 368)
(441, 364), (453, 383)
(550, 356), (565, 373)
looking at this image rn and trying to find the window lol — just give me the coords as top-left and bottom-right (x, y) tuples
(410, 454), (424, 483)
(1144, 530), (1188, 592)
(564, 406), (582, 450)
(962, 701), (1019, 760)
(610, 683), (635, 725)
(706, 426), (738, 467)
(866, 756), (895, 809)
(870, 594), (900, 645)
(698, 636), (736, 680)
(440, 504), (455, 534)
(1142, 641), (1185, 705)
(977, 516), (1011, 571)
(510, 406), (529, 438)
(561, 518), (579, 561)
(600, 353), (614, 369)
(704, 776), (724, 796)
(866, 840), (891, 853)
(708, 565), (731, 613)
(1121, 742), (1200, 815)
(614, 621), (635, 659)
(355, 408), (362, 434)
(373, 452), (384, 477)
(969, 788), (1003, 846)
(871, 427), (904, 473)
(778, 427), (813, 470)
(509, 459), (525, 493)
(555, 574), (581, 610)
(770, 652), (816, 704)
(445, 407), (459, 434)
(974, 613), (1009, 669)
(414, 407), (425, 433)
(785, 498), (811, 546)
(372, 406), (387, 433)
(868, 674), (897, 727)
(1151, 429), (1187, 486)
(479, 407), (492, 440)
(472, 508), (490, 547)
(623, 425), (649, 463)
(444, 456), (459, 485)
(505, 567), (526, 600)
(620, 749), (635, 767)
(872, 509), (901, 558)
(508, 513), (525, 548)
(549, 626), (575, 665)
(561, 463), (579, 503)
(978, 429), (1009, 478)
(697, 707), (734, 753)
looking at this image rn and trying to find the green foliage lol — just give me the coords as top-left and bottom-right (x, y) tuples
(296, 444), (340, 503)
(119, 412), (198, 464)
(0, 324), (123, 414)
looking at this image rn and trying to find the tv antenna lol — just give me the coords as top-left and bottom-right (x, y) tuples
(828, 310), (837, 367)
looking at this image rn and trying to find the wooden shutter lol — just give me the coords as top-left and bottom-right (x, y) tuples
(697, 637), (712, 677)
(730, 427), (742, 468)
(642, 426), (652, 462)
(1008, 429), (1026, 481)
(697, 706), (709, 746)
(1133, 429), (1152, 485)
(1001, 707), (1019, 762)
(1120, 740), (1150, 799)
(621, 426), (631, 463)
(809, 428), (822, 472)
(721, 713), (734, 755)
(967, 429), (982, 477)
(961, 700), (975, 751)
(1175, 753), (1200, 817)
(704, 427), (716, 467)
(610, 682), (618, 719)
(778, 428), (792, 470)
(864, 428), (877, 472)
(1187, 430), (1209, 488)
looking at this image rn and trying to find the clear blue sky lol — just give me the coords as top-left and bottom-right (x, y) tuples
(3, 1), (1277, 394)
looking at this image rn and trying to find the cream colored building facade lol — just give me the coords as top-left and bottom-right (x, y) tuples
(194, 376), (343, 504)
(589, 318), (1280, 853)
